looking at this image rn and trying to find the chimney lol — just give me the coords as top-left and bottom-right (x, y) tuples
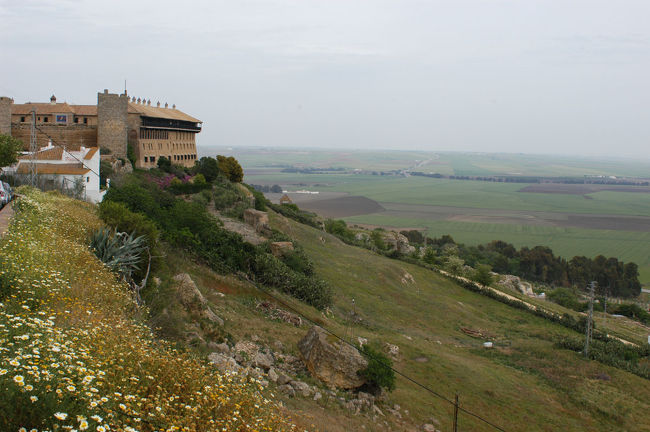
(172, 104), (176, 109)
(157, 101), (160, 107)
(50, 95), (56, 105)
(131, 96), (135, 102)
(137, 98), (141, 104)
(147, 99), (151, 106)
(104, 89), (108, 94)
(164, 102), (168, 108)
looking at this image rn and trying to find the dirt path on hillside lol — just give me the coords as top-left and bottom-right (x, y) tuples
(0, 201), (14, 236)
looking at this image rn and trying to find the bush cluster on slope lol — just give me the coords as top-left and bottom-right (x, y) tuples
(102, 171), (332, 309)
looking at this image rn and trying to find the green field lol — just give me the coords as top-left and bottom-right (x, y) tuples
(204, 146), (650, 178)
(308, 176), (650, 217)
(232, 149), (650, 287)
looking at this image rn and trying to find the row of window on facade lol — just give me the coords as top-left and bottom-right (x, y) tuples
(142, 142), (196, 150)
(139, 129), (194, 140)
(143, 154), (197, 163)
(19, 115), (88, 124)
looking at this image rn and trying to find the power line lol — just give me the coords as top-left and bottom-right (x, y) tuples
(230, 267), (508, 431)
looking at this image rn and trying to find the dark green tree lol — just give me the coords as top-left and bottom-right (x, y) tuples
(157, 156), (172, 172)
(217, 155), (244, 183)
(194, 157), (220, 183)
(0, 134), (23, 167)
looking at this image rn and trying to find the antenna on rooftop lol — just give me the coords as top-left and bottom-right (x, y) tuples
(29, 110), (37, 186)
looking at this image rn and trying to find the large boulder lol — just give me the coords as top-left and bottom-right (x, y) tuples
(381, 232), (415, 254)
(243, 209), (269, 233)
(298, 326), (368, 389)
(270, 241), (294, 257)
(173, 273), (223, 325)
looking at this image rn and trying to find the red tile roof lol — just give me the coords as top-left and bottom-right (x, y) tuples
(16, 163), (90, 175)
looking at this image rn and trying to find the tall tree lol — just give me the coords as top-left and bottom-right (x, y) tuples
(0, 134), (23, 167)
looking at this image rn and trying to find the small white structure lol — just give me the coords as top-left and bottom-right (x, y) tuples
(8, 144), (105, 203)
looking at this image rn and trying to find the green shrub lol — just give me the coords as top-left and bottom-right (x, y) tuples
(268, 202), (320, 228)
(324, 219), (354, 242)
(193, 173), (207, 186)
(281, 247), (314, 276)
(358, 344), (396, 394)
(251, 254), (332, 310)
(370, 230), (386, 251)
(472, 264), (493, 286)
(611, 303), (650, 325)
(213, 188), (241, 210)
(548, 287), (584, 311)
(98, 200), (159, 250)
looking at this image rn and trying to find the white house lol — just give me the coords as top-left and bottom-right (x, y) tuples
(9, 144), (105, 203)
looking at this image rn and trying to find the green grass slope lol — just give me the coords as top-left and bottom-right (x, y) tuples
(269, 212), (650, 432)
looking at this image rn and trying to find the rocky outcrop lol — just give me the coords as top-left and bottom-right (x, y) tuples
(298, 326), (368, 389)
(381, 231), (416, 255)
(243, 209), (269, 233)
(270, 241), (294, 257)
(497, 274), (535, 297)
(173, 273), (223, 325)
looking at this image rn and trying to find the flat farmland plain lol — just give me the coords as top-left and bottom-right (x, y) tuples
(234, 149), (650, 286)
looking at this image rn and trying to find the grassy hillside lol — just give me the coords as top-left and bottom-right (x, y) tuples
(4, 185), (648, 431)
(0, 189), (295, 431)
(268, 211), (650, 432)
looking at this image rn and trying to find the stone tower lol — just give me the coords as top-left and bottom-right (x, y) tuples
(0, 96), (13, 136)
(97, 89), (128, 157)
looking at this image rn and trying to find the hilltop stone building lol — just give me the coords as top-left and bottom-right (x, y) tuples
(0, 90), (202, 169)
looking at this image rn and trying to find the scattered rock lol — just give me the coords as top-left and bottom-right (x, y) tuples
(270, 241), (294, 257)
(173, 273), (223, 325)
(252, 351), (274, 371)
(209, 342), (230, 354)
(243, 209), (269, 233)
(373, 405), (385, 417)
(298, 326), (368, 389)
(276, 372), (292, 386)
(268, 368), (279, 383)
(233, 341), (258, 364)
(357, 337), (368, 347)
(208, 353), (238, 373)
(421, 424), (437, 432)
(290, 380), (311, 397)
(313, 392), (322, 401)
(384, 343), (400, 360)
(278, 384), (295, 398)
(257, 301), (302, 326)
(401, 271), (415, 285)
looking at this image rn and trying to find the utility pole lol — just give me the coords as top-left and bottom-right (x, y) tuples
(453, 393), (459, 432)
(584, 281), (596, 358)
(29, 110), (37, 186)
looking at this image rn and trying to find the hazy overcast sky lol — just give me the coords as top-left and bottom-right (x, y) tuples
(2, 1), (649, 157)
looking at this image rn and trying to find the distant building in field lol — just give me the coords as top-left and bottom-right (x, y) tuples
(280, 194), (293, 204)
(0, 89), (202, 169)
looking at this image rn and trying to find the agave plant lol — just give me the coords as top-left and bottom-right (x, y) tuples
(89, 228), (148, 283)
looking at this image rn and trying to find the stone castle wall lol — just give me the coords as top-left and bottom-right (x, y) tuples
(11, 124), (98, 150)
(0, 97), (12, 136)
(97, 90), (128, 157)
